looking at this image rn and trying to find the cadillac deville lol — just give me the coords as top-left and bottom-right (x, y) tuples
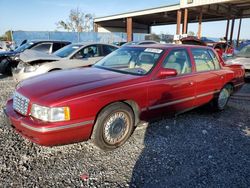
(4, 44), (245, 150)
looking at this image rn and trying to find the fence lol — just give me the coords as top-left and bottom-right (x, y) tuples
(12, 31), (147, 46)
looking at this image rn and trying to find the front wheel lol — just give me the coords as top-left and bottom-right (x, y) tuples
(0, 58), (12, 75)
(91, 102), (135, 150)
(212, 84), (232, 111)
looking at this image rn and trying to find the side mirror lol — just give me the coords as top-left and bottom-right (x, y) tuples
(156, 68), (178, 79)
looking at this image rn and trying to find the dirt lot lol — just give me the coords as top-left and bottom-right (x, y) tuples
(0, 75), (250, 187)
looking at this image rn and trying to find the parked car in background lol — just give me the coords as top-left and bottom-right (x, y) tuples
(225, 45), (250, 77)
(122, 40), (159, 46)
(236, 40), (250, 51)
(213, 42), (234, 58)
(13, 43), (118, 82)
(113, 42), (127, 46)
(0, 46), (5, 52)
(0, 40), (71, 75)
(181, 36), (207, 46)
(4, 44), (244, 150)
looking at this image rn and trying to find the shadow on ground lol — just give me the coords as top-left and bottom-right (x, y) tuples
(0, 74), (10, 79)
(130, 104), (250, 187)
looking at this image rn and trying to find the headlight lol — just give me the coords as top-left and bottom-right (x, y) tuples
(14, 55), (20, 61)
(24, 65), (40, 72)
(31, 104), (70, 122)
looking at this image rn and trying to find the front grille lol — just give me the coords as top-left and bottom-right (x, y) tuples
(13, 92), (30, 115)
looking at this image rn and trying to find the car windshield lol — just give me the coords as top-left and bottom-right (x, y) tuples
(15, 42), (34, 53)
(94, 47), (163, 75)
(53, 44), (82, 58)
(236, 45), (250, 58)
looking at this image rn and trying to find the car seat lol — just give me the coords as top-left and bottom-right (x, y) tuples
(164, 54), (182, 74)
(135, 54), (154, 72)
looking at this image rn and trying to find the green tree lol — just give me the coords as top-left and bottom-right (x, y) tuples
(56, 8), (94, 32)
(0, 30), (12, 41)
(188, 31), (195, 36)
(145, 33), (160, 42)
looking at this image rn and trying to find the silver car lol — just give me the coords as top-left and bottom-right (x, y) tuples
(13, 43), (118, 82)
(225, 45), (250, 77)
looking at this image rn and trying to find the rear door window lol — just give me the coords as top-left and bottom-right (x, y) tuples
(31, 43), (52, 53)
(102, 45), (117, 56)
(191, 49), (216, 72)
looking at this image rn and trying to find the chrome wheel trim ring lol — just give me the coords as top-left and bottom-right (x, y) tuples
(103, 111), (130, 145)
(218, 88), (230, 109)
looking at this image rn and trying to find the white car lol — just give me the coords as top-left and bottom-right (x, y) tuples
(225, 45), (250, 77)
(12, 43), (118, 82)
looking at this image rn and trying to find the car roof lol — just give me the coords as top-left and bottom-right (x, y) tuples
(73, 42), (117, 45)
(123, 43), (212, 50)
(69, 42), (119, 48)
(29, 40), (71, 44)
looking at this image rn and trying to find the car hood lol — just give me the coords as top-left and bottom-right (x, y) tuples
(17, 67), (140, 105)
(20, 49), (61, 63)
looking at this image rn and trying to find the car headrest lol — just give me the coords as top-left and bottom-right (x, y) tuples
(139, 54), (154, 64)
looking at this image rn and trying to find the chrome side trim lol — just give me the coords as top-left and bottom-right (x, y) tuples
(148, 90), (220, 111)
(196, 90), (220, 98)
(149, 96), (195, 110)
(234, 82), (244, 88)
(20, 120), (94, 133)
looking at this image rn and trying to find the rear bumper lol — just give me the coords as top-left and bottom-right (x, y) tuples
(4, 100), (95, 146)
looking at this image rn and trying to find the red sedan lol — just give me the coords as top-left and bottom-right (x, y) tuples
(214, 42), (234, 58)
(4, 44), (245, 150)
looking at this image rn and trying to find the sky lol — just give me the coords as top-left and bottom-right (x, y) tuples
(0, 0), (250, 39)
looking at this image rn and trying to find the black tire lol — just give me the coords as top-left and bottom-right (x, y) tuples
(91, 102), (135, 150)
(212, 84), (232, 111)
(0, 58), (12, 75)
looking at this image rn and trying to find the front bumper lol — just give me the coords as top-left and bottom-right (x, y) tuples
(4, 99), (95, 146)
(12, 68), (41, 83)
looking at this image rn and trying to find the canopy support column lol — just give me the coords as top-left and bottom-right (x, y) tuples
(197, 7), (203, 39)
(176, 10), (182, 35)
(236, 18), (242, 48)
(229, 18), (235, 44)
(182, 8), (188, 34)
(225, 18), (230, 40)
(126, 17), (133, 42)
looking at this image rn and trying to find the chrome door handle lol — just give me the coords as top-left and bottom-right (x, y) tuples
(189, 81), (194, 86)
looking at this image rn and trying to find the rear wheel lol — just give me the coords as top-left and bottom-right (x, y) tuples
(91, 102), (135, 150)
(212, 84), (232, 111)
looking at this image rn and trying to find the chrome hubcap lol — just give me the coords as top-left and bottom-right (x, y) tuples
(104, 112), (129, 144)
(218, 88), (230, 108)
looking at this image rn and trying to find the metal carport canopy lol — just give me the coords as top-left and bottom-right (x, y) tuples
(94, 0), (250, 41)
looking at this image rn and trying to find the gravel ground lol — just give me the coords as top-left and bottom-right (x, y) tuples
(0, 75), (250, 187)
